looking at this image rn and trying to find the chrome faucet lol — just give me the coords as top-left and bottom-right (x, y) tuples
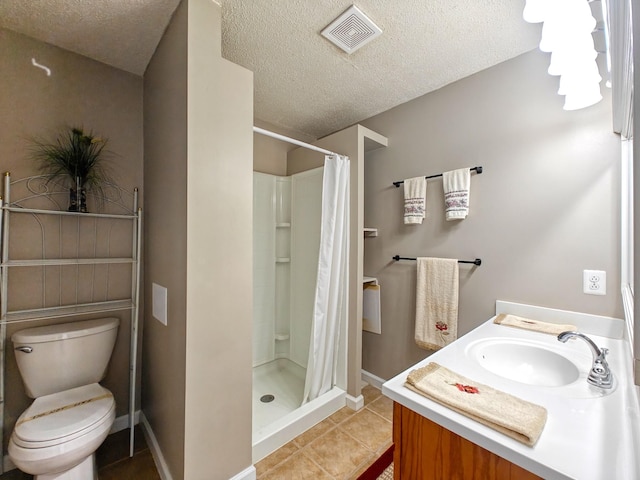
(557, 331), (613, 389)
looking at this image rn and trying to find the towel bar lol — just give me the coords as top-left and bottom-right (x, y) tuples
(393, 255), (481, 266)
(393, 166), (483, 187)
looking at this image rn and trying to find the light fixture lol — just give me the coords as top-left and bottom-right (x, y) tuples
(524, 0), (603, 110)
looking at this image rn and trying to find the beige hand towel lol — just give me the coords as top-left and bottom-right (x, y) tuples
(404, 176), (427, 224)
(443, 168), (470, 221)
(405, 362), (547, 446)
(415, 258), (458, 350)
(494, 314), (577, 335)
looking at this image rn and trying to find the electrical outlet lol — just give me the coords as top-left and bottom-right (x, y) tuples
(583, 270), (606, 295)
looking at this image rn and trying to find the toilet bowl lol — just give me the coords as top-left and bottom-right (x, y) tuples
(9, 318), (119, 479)
(9, 383), (116, 479)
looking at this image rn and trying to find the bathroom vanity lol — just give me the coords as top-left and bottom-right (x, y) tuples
(393, 402), (540, 479)
(383, 301), (640, 480)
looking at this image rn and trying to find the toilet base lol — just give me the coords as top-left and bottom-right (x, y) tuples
(35, 455), (96, 480)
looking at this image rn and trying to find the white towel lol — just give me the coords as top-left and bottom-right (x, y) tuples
(403, 176), (426, 224)
(443, 168), (471, 221)
(363, 283), (381, 334)
(415, 257), (459, 351)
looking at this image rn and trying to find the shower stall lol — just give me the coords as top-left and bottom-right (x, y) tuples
(252, 167), (347, 462)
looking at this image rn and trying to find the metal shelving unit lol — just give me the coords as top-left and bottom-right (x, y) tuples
(0, 173), (142, 472)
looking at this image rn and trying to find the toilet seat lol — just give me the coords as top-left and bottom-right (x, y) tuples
(12, 383), (114, 449)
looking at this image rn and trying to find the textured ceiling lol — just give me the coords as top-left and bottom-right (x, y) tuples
(0, 0), (542, 139)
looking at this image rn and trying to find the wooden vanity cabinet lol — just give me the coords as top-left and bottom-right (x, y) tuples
(393, 402), (541, 480)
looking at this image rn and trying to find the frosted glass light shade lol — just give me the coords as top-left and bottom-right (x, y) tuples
(563, 85), (603, 110)
(525, 0), (604, 111)
(558, 61), (602, 95)
(523, 0), (551, 23)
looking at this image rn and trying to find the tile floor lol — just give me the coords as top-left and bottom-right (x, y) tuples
(1, 385), (392, 480)
(255, 384), (393, 480)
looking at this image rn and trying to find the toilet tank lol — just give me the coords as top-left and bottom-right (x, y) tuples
(12, 317), (119, 398)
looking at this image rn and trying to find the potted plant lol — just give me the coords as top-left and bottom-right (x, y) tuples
(30, 127), (112, 212)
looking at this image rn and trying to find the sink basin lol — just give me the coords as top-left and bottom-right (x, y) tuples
(466, 338), (580, 387)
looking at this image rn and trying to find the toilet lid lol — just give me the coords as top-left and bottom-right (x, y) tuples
(13, 383), (114, 447)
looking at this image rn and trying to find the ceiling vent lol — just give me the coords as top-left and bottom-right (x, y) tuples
(321, 5), (382, 55)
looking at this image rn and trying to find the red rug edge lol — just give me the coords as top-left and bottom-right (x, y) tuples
(357, 444), (394, 480)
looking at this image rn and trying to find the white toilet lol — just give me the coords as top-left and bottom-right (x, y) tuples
(8, 317), (119, 480)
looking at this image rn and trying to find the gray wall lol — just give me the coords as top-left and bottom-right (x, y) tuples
(0, 28), (143, 455)
(360, 49), (621, 381)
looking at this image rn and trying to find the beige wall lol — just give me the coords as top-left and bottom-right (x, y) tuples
(253, 120), (310, 175)
(0, 28), (143, 455)
(184, 0), (253, 478)
(143, 0), (253, 478)
(142, 0), (188, 477)
(360, 49), (622, 381)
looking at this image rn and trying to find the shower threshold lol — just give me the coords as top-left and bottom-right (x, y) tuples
(252, 386), (345, 463)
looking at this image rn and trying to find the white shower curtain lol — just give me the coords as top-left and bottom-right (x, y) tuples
(302, 154), (350, 404)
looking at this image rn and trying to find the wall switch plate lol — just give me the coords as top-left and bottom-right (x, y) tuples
(152, 283), (168, 325)
(583, 270), (606, 295)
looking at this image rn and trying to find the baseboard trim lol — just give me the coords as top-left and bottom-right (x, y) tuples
(110, 410), (141, 434)
(229, 465), (257, 480)
(3, 455), (16, 474)
(345, 393), (364, 411)
(361, 370), (387, 390)
(140, 411), (174, 480)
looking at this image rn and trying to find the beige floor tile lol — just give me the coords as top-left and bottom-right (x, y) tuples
(328, 406), (357, 425)
(339, 408), (392, 452)
(361, 385), (382, 405)
(293, 418), (335, 448)
(306, 427), (374, 478)
(366, 394), (393, 421)
(260, 451), (334, 480)
(255, 440), (299, 477)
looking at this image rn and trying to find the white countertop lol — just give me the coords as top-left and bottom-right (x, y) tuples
(382, 302), (640, 480)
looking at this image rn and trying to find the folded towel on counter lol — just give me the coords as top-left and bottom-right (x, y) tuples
(405, 362), (547, 446)
(404, 176), (427, 224)
(494, 314), (577, 335)
(443, 168), (471, 221)
(415, 257), (458, 350)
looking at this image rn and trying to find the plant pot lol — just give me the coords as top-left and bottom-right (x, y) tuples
(68, 177), (87, 213)
(68, 187), (78, 212)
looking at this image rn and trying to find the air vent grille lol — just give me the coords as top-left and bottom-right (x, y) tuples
(321, 5), (382, 55)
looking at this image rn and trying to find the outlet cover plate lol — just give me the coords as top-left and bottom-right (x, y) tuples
(583, 270), (606, 295)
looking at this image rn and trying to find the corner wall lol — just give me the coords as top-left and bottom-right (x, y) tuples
(143, 0), (254, 478)
(360, 49), (621, 381)
(142, 0), (188, 476)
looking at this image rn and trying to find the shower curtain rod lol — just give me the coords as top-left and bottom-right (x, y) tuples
(253, 126), (342, 157)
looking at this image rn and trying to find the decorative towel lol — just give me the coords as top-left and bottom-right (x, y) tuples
(415, 257), (458, 350)
(404, 176), (427, 224)
(443, 168), (471, 221)
(494, 314), (577, 335)
(363, 283), (382, 334)
(405, 362), (547, 446)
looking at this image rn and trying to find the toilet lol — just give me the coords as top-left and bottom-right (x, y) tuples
(8, 317), (119, 480)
